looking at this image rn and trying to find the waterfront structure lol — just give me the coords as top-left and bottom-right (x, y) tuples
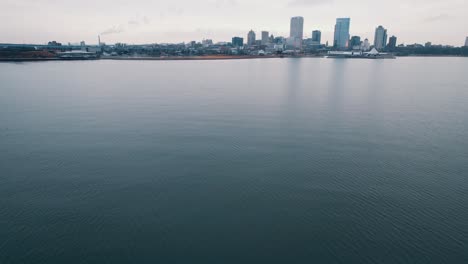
(57, 50), (99, 60)
(247, 30), (256, 46)
(374, 26), (388, 51)
(388, 36), (397, 50)
(333, 18), (351, 50)
(232, 37), (244, 47)
(350, 36), (361, 50)
(312, 30), (322, 44)
(261, 31), (269, 45)
(465, 37), (468, 47)
(290, 16), (304, 49)
(327, 48), (395, 59)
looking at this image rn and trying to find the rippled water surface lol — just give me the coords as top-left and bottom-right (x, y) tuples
(1, 58), (468, 263)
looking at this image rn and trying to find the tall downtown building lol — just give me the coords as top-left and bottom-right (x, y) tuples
(290, 17), (304, 48)
(261, 31), (269, 45)
(349, 36), (361, 49)
(333, 18), (351, 50)
(388, 36), (397, 50)
(247, 30), (256, 46)
(290, 17), (304, 39)
(312, 30), (322, 44)
(465, 37), (468, 47)
(374, 26), (388, 51)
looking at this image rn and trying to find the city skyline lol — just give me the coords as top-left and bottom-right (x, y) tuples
(1, 0), (468, 46)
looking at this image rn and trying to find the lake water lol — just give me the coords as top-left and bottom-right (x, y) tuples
(1, 58), (467, 263)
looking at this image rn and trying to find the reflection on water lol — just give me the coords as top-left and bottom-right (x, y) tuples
(1, 58), (468, 264)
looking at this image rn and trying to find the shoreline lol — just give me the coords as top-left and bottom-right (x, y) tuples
(398, 54), (467, 58)
(100, 55), (325, 61)
(1, 54), (466, 62)
(0, 58), (59, 62)
(101, 55), (281, 61)
(0, 55), (323, 62)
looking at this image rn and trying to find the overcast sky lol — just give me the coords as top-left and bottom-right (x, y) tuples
(1, 0), (467, 46)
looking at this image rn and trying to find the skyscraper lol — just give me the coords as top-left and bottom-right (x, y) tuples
(465, 37), (468, 47)
(349, 36), (361, 50)
(261, 31), (269, 45)
(247, 30), (256, 46)
(290, 16), (304, 48)
(374, 26), (388, 51)
(312, 30), (322, 44)
(232, 37), (244, 47)
(333, 18), (351, 50)
(290, 17), (304, 39)
(388, 36), (397, 50)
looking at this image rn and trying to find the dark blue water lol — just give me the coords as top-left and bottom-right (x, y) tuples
(1, 58), (468, 263)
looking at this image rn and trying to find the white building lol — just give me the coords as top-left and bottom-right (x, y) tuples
(274, 44), (285, 52)
(290, 17), (304, 49)
(361, 38), (370, 51)
(286, 37), (302, 50)
(202, 39), (213, 47)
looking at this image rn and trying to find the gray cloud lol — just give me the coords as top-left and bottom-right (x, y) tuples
(167, 6), (185, 16)
(214, 0), (238, 8)
(1, 0), (467, 46)
(289, 0), (333, 6)
(128, 20), (140, 26)
(101, 16), (151, 35)
(424, 14), (451, 22)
